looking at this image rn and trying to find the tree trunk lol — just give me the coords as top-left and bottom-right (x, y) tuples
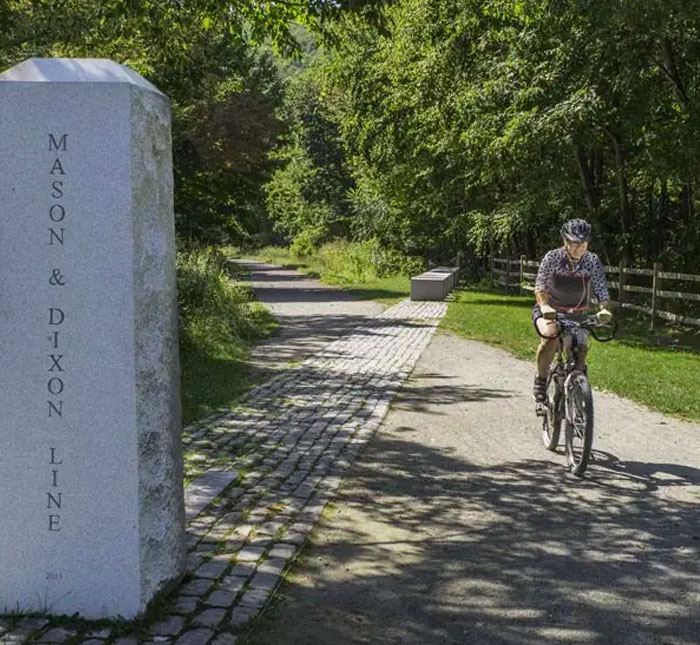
(657, 37), (689, 111)
(573, 143), (599, 215)
(603, 126), (632, 262)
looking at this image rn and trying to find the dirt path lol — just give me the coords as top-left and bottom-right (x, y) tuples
(242, 283), (700, 643)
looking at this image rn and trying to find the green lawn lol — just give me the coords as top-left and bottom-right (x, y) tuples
(443, 288), (700, 422)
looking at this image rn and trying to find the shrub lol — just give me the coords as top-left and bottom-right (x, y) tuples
(177, 245), (264, 357)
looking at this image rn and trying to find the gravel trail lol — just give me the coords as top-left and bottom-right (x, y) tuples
(243, 272), (700, 644)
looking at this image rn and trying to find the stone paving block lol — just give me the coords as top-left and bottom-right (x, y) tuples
(1, 631), (30, 645)
(37, 628), (74, 643)
(112, 638), (138, 645)
(211, 633), (237, 645)
(238, 588), (270, 609)
(203, 526), (230, 542)
(232, 523), (254, 538)
(81, 640), (106, 645)
(181, 577), (215, 596)
(173, 629), (213, 645)
(224, 536), (246, 552)
(228, 562), (257, 578)
(269, 543), (297, 560)
(246, 510), (268, 524)
(219, 575), (247, 595)
(18, 618), (49, 631)
(185, 536), (201, 549)
(247, 535), (273, 547)
(280, 531), (306, 547)
(290, 521), (314, 534)
(196, 559), (229, 580)
(87, 628), (112, 639)
(205, 589), (238, 608)
(257, 521), (285, 536)
(229, 606), (257, 626)
(186, 554), (205, 571)
(172, 595), (200, 614)
(193, 608), (226, 629)
(248, 570), (281, 591)
(235, 546), (265, 562)
(216, 512), (241, 529)
(293, 485), (315, 500)
(152, 616), (185, 636)
(258, 557), (286, 575)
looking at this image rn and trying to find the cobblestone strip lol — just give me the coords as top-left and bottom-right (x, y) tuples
(3, 299), (445, 645)
(170, 300), (447, 643)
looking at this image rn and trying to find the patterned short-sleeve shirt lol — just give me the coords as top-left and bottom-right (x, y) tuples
(535, 248), (609, 310)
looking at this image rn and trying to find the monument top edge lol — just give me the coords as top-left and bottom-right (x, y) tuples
(0, 58), (163, 94)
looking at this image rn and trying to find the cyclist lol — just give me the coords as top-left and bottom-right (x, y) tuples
(533, 218), (612, 414)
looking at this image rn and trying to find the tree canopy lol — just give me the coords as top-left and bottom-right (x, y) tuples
(266, 0), (700, 270)
(2, 0), (699, 270)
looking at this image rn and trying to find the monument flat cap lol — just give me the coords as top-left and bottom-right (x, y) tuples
(0, 57), (162, 94)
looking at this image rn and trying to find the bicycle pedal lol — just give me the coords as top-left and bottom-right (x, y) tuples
(535, 403), (547, 417)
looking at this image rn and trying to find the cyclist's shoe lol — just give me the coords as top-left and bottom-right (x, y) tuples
(533, 375), (548, 416)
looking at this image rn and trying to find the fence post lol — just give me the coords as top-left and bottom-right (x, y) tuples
(505, 256), (511, 292)
(650, 262), (662, 331)
(520, 254), (526, 295)
(490, 255), (495, 287)
(618, 260), (626, 309)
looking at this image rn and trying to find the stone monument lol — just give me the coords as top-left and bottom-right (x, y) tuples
(0, 58), (185, 619)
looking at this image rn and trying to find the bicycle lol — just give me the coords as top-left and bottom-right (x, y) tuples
(535, 313), (617, 476)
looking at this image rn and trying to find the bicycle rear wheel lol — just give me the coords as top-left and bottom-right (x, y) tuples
(565, 373), (594, 476)
(542, 374), (563, 451)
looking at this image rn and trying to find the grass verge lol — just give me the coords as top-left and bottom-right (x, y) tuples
(442, 287), (700, 422)
(178, 246), (278, 425)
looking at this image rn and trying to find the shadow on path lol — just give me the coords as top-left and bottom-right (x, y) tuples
(249, 432), (700, 645)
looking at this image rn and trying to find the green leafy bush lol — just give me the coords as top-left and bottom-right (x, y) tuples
(177, 246), (265, 356)
(177, 245), (277, 424)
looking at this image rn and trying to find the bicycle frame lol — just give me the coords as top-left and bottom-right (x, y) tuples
(536, 313), (617, 475)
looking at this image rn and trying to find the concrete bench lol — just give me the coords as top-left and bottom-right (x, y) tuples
(429, 266), (460, 291)
(410, 266), (459, 301)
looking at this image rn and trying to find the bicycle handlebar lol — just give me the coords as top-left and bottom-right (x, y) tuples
(534, 312), (618, 342)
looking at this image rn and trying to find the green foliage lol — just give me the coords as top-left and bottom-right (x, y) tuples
(263, 0), (700, 272)
(177, 246), (268, 354)
(177, 245), (277, 423)
(265, 66), (355, 247)
(257, 239), (423, 281)
(0, 1), (388, 247)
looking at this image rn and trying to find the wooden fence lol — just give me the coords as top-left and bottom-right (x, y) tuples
(491, 256), (700, 330)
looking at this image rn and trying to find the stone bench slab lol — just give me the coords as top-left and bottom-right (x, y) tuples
(410, 266), (459, 301)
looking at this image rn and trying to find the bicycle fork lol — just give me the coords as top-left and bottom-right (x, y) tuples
(564, 370), (585, 431)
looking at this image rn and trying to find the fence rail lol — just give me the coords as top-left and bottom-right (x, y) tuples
(491, 255), (700, 330)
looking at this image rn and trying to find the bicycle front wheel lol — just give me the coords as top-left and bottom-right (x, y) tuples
(565, 373), (594, 476)
(542, 374), (564, 451)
